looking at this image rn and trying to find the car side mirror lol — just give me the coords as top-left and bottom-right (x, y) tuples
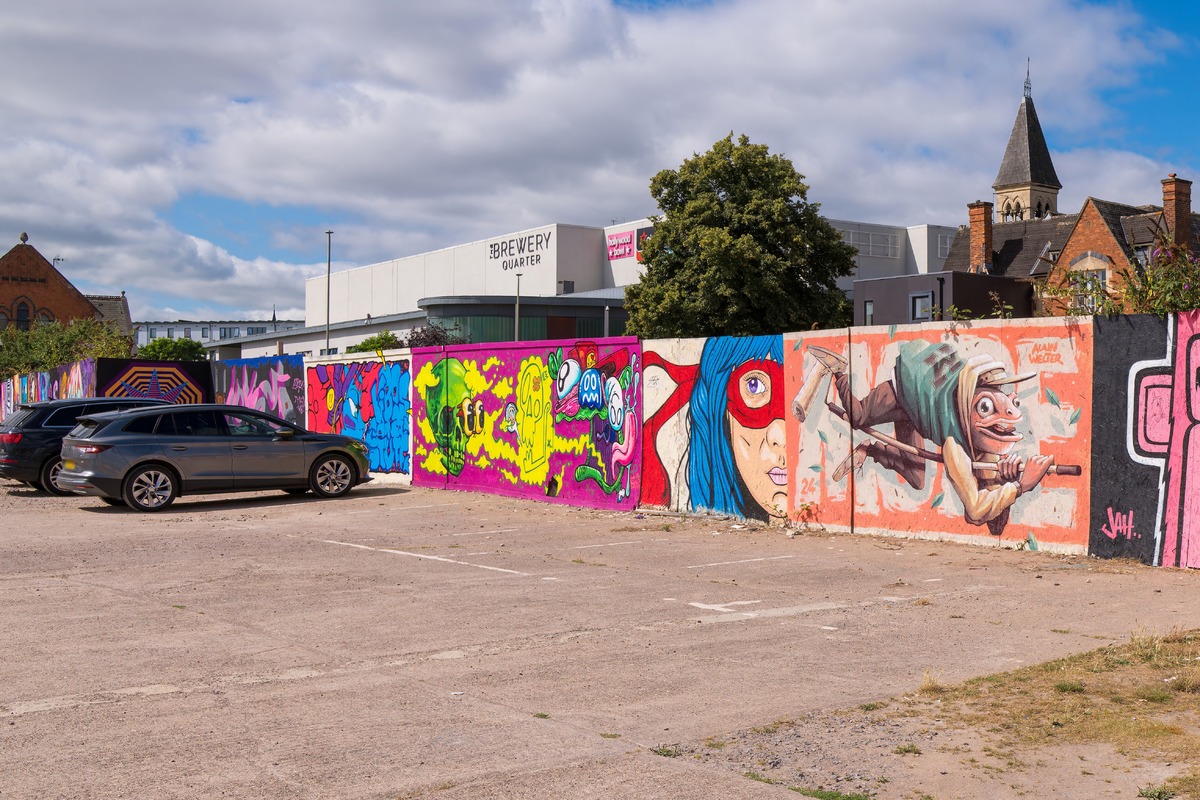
(274, 428), (296, 441)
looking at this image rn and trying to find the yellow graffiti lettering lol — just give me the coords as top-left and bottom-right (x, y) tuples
(492, 376), (514, 400)
(517, 358), (551, 482)
(482, 356), (501, 372)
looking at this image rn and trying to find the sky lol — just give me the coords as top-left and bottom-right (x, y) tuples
(2, 0), (1196, 323)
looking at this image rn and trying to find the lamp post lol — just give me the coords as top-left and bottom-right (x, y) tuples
(324, 229), (333, 353)
(514, 272), (523, 342)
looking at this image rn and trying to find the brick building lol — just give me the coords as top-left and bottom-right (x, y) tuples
(939, 76), (1198, 316)
(0, 233), (133, 333)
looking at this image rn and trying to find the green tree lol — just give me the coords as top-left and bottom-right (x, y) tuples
(346, 322), (469, 353)
(136, 336), (208, 361)
(346, 330), (403, 353)
(0, 319), (133, 380)
(1120, 236), (1200, 315)
(624, 133), (856, 338)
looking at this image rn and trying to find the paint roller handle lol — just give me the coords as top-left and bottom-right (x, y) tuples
(1048, 464), (1081, 476)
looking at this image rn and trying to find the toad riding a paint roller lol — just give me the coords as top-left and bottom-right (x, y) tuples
(792, 339), (1080, 536)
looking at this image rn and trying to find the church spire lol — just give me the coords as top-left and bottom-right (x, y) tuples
(993, 65), (1061, 221)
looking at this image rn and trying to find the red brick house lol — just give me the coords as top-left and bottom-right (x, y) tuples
(942, 76), (1198, 315)
(0, 232), (129, 331)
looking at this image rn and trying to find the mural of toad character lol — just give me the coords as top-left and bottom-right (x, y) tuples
(811, 339), (1077, 536)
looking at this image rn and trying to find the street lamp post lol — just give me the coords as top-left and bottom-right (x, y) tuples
(514, 273), (523, 342)
(325, 229), (333, 353)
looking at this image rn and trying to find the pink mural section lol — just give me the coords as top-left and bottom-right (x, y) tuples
(787, 319), (1093, 553)
(411, 337), (640, 510)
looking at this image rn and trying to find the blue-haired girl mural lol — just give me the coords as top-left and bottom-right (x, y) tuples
(642, 334), (786, 522)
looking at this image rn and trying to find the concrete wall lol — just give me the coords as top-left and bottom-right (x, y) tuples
(411, 336), (641, 510)
(212, 355), (306, 426)
(8, 311), (1200, 570)
(305, 350), (413, 478)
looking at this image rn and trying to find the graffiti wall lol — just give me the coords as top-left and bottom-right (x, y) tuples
(1098, 311), (1200, 568)
(787, 319), (1094, 553)
(306, 353), (412, 476)
(641, 335), (786, 522)
(411, 337), (641, 509)
(213, 355), (305, 425)
(95, 359), (213, 403)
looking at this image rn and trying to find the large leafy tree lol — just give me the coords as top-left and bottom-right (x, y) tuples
(625, 133), (855, 338)
(136, 336), (208, 361)
(0, 319), (133, 380)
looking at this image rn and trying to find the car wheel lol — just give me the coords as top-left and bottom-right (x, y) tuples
(123, 465), (178, 512)
(39, 457), (72, 496)
(99, 497), (126, 507)
(310, 454), (355, 498)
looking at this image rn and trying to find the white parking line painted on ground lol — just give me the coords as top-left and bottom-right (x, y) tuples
(695, 601), (846, 624)
(572, 540), (641, 549)
(684, 555), (796, 569)
(399, 503), (461, 510)
(452, 528), (518, 537)
(688, 600), (763, 613)
(324, 540), (529, 576)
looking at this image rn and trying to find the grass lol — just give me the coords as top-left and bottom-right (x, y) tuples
(788, 789), (874, 800)
(897, 628), (1200, 790)
(599, 732), (621, 739)
(893, 743), (922, 755)
(651, 746), (681, 758)
(532, 712), (550, 719)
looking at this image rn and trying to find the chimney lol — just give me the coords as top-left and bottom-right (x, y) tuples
(1162, 174), (1193, 250)
(968, 201), (994, 274)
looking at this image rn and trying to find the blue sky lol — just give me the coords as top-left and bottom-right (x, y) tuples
(0, 0), (1196, 322)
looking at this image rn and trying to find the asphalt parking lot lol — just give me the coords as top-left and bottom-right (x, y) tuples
(3, 479), (1199, 798)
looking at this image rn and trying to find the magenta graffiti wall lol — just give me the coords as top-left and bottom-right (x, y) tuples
(412, 337), (641, 509)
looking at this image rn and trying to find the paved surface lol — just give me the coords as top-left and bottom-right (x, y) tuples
(2, 479), (1198, 798)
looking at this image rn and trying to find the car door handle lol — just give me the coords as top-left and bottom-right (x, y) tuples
(171, 446), (187, 451)
(233, 444), (248, 450)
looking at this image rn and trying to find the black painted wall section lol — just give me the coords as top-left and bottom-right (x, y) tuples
(1088, 315), (1169, 564)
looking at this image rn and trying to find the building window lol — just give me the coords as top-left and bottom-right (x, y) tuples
(246, 326), (267, 335)
(1134, 246), (1151, 267)
(909, 292), (934, 322)
(864, 300), (874, 326)
(1072, 270), (1108, 313)
(319, 347), (338, 356)
(166, 328), (175, 339)
(219, 327), (241, 339)
(937, 234), (953, 259)
(148, 327), (158, 339)
(183, 327), (191, 338)
(16, 302), (30, 331)
(202, 327), (211, 338)
(842, 229), (900, 258)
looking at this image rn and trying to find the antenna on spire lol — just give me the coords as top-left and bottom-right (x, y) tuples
(1024, 58), (1032, 98)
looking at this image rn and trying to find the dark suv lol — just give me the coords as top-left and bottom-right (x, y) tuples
(0, 397), (170, 494)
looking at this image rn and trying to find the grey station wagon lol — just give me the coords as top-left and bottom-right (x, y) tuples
(58, 404), (372, 511)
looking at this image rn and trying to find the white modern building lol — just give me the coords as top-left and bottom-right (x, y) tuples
(205, 215), (951, 359)
(135, 318), (304, 352)
(827, 220), (957, 296)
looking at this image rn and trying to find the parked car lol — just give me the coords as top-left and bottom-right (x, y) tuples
(0, 397), (171, 495)
(58, 404), (372, 511)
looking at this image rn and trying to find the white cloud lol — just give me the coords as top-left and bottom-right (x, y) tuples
(0, 0), (1188, 321)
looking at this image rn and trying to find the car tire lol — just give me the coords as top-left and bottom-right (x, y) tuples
(39, 457), (72, 496)
(309, 454), (355, 498)
(122, 464), (179, 512)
